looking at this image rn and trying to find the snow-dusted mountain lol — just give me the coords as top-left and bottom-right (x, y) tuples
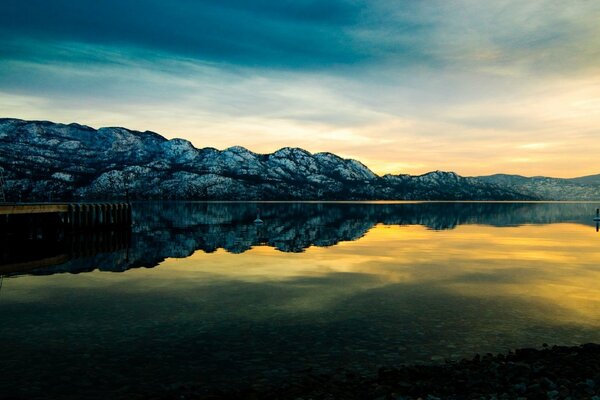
(477, 174), (600, 201)
(0, 118), (594, 200)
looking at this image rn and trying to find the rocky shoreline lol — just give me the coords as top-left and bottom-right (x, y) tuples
(167, 344), (600, 400)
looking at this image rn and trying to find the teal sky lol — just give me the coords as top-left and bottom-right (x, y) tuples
(0, 1), (599, 176)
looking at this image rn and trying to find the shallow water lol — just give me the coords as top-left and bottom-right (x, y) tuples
(2, 202), (600, 398)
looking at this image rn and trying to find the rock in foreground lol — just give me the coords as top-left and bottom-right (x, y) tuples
(177, 344), (600, 399)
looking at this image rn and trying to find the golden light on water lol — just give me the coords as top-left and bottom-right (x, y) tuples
(5, 221), (600, 328)
(134, 222), (600, 325)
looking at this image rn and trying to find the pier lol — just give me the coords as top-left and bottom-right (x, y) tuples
(0, 202), (133, 274)
(0, 202), (132, 231)
(0, 228), (132, 275)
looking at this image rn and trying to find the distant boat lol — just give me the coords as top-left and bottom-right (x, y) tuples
(594, 209), (600, 221)
(254, 209), (263, 224)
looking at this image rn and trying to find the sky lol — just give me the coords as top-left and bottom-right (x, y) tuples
(0, 0), (599, 177)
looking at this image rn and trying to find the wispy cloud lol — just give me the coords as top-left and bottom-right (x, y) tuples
(0, 0), (599, 177)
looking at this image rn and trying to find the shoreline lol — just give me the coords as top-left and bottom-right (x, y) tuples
(175, 344), (600, 399)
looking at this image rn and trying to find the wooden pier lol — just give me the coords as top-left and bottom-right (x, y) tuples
(0, 228), (132, 274)
(0, 202), (133, 274)
(0, 202), (132, 231)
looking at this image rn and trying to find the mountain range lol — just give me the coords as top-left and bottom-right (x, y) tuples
(0, 118), (598, 201)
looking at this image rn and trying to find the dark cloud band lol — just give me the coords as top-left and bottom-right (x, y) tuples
(0, 0), (373, 68)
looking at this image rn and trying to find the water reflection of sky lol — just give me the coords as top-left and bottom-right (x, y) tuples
(134, 222), (600, 324)
(2, 215), (600, 398)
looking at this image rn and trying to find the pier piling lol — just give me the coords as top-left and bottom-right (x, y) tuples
(0, 202), (132, 233)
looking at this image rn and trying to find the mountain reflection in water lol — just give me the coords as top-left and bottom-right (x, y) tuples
(1, 201), (598, 275)
(1, 202), (600, 399)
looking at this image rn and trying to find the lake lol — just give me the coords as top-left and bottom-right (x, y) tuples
(1, 202), (600, 399)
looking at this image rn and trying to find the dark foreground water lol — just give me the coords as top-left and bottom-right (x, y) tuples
(1, 202), (600, 399)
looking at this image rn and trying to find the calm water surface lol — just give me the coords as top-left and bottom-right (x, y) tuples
(1, 202), (600, 398)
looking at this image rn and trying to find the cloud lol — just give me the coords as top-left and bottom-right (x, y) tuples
(0, 0), (370, 69)
(3, 1), (596, 73)
(391, 0), (600, 76)
(0, 1), (599, 177)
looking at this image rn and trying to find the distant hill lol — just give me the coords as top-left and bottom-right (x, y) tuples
(477, 174), (600, 200)
(0, 118), (596, 201)
(569, 174), (600, 186)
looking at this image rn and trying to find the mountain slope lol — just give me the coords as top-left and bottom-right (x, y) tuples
(0, 118), (553, 201)
(477, 174), (600, 201)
